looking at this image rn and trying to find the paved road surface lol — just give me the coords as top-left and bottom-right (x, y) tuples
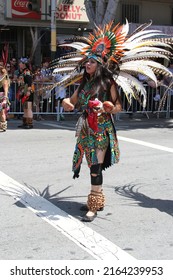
(0, 115), (173, 261)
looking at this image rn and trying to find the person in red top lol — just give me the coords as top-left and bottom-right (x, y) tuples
(15, 58), (34, 129)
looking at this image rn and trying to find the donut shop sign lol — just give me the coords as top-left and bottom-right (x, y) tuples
(56, 0), (89, 22)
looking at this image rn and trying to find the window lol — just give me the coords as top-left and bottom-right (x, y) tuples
(122, 3), (139, 23)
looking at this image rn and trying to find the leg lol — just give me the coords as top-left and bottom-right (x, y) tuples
(82, 148), (107, 222)
(0, 109), (7, 132)
(24, 102), (33, 129)
(18, 115), (27, 128)
(18, 101), (28, 128)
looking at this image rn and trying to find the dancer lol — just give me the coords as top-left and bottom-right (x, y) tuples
(50, 20), (172, 222)
(63, 56), (122, 221)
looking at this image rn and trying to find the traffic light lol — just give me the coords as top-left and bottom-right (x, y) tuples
(27, 0), (41, 13)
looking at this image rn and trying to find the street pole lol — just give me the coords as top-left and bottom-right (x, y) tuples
(51, 0), (57, 60)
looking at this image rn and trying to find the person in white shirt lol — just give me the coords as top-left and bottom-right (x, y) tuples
(53, 73), (67, 120)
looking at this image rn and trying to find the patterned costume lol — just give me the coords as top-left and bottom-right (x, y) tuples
(72, 79), (120, 179)
(0, 72), (10, 132)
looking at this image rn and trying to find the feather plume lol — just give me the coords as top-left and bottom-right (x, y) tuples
(123, 46), (171, 57)
(44, 20), (172, 105)
(121, 52), (170, 63)
(129, 21), (153, 37)
(126, 29), (163, 43)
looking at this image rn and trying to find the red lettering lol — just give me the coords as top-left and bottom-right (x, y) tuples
(57, 4), (81, 13)
(71, 6), (76, 13)
(63, 5), (68, 12)
(57, 5), (63, 12)
(76, 6), (80, 13)
(65, 13), (71, 19)
(56, 12), (82, 21)
(60, 13), (66, 19)
(72, 13), (82, 20)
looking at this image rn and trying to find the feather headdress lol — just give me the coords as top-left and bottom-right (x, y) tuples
(48, 20), (173, 105)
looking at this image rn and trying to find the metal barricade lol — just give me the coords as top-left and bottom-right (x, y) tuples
(8, 81), (173, 119)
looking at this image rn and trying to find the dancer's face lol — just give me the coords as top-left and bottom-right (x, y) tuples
(85, 58), (98, 76)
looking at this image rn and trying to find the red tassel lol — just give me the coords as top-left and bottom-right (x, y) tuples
(87, 99), (101, 131)
(88, 99), (100, 108)
(87, 112), (98, 131)
(21, 95), (29, 104)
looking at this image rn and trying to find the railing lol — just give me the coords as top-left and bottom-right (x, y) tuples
(8, 81), (173, 119)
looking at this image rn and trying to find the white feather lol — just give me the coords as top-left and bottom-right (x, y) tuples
(59, 42), (89, 51)
(118, 71), (147, 96)
(124, 47), (171, 57)
(53, 67), (75, 74)
(120, 61), (157, 84)
(126, 29), (163, 42)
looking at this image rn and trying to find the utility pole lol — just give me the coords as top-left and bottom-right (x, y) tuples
(51, 0), (57, 60)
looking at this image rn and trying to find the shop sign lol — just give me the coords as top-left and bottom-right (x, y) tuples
(56, 0), (89, 22)
(11, 0), (41, 20)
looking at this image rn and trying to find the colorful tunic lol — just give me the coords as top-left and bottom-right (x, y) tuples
(72, 80), (120, 178)
(0, 75), (10, 113)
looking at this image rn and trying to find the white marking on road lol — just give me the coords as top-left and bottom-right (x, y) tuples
(0, 171), (135, 260)
(41, 122), (173, 153)
(118, 136), (173, 153)
(41, 121), (75, 130)
(41, 121), (130, 130)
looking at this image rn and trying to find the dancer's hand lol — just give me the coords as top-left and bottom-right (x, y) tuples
(103, 101), (114, 113)
(62, 98), (74, 111)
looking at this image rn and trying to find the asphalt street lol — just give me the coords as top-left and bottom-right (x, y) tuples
(0, 114), (173, 260)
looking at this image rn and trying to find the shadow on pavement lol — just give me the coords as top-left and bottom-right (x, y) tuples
(12, 183), (87, 219)
(115, 184), (173, 217)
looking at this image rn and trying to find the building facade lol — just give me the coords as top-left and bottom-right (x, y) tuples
(0, 0), (173, 65)
(0, 0), (90, 64)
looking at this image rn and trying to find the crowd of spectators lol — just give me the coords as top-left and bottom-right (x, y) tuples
(2, 56), (67, 122)
(0, 54), (173, 127)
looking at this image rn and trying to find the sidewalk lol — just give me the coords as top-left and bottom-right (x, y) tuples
(45, 111), (173, 127)
(7, 111), (173, 131)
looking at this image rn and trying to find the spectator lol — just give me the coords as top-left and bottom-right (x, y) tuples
(13, 58), (27, 118)
(53, 72), (67, 120)
(33, 66), (43, 120)
(0, 66), (10, 132)
(40, 58), (52, 113)
(164, 62), (173, 84)
(10, 57), (17, 77)
(16, 58), (34, 129)
(153, 91), (161, 112)
(6, 63), (14, 103)
(163, 62), (173, 114)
